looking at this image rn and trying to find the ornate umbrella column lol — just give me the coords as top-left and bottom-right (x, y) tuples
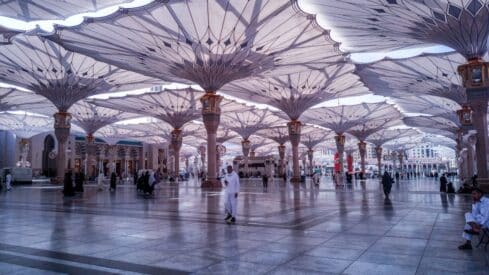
(107, 145), (117, 174)
(334, 134), (346, 178)
(458, 60), (489, 178)
(307, 149), (314, 176)
(288, 120), (302, 183)
(54, 112), (71, 181)
(358, 141), (367, 179)
(201, 93), (222, 187)
(398, 151), (404, 174)
(170, 129), (183, 180)
(241, 139), (251, 177)
(375, 146), (383, 175)
(278, 144), (286, 177)
(86, 134), (97, 178)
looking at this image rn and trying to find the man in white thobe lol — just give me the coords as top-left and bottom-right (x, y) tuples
(224, 165), (240, 224)
(459, 188), (489, 250)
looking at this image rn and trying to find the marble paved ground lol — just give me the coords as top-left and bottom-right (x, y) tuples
(0, 176), (488, 274)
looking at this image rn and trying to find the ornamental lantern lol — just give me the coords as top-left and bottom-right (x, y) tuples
(456, 105), (473, 126)
(457, 58), (489, 89)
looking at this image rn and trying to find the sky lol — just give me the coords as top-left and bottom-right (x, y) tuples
(0, 0), (454, 118)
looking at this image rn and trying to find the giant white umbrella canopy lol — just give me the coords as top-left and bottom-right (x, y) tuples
(257, 126), (290, 177)
(0, 113), (51, 167)
(346, 108), (403, 176)
(69, 101), (140, 137)
(403, 116), (460, 138)
(0, 112), (51, 138)
(0, 34), (162, 180)
(116, 119), (204, 178)
(366, 128), (420, 174)
(47, 0), (345, 187)
(0, 0), (132, 21)
(0, 25), (21, 45)
(301, 0), (489, 58)
(222, 64), (369, 182)
(220, 108), (285, 177)
(300, 125), (334, 175)
(0, 87), (56, 114)
(302, 102), (400, 177)
(356, 52), (466, 105)
(90, 87), (204, 177)
(66, 100), (140, 177)
(393, 95), (461, 123)
(302, 0), (489, 178)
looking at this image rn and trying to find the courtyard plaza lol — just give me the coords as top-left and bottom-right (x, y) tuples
(0, 177), (486, 274)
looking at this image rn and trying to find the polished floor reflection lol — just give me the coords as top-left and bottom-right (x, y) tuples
(0, 176), (487, 274)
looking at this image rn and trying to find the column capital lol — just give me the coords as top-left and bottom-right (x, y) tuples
(334, 134), (346, 146)
(287, 120), (302, 146)
(170, 128), (183, 152)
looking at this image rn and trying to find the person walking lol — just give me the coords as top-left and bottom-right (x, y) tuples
(262, 173), (268, 189)
(439, 173), (448, 192)
(63, 170), (75, 197)
(382, 171), (393, 198)
(224, 165), (240, 224)
(110, 172), (117, 192)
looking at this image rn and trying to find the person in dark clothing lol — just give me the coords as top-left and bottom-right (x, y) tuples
(74, 171), (84, 192)
(110, 172), (117, 192)
(133, 172), (138, 185)
(63, 170), (75, 197)
(394, 171), (400, 182)
(382, 171), (393, 198)
(439, 173), (448, 192)
(447, 182), (455, 193)
(262, 174), (268, 189)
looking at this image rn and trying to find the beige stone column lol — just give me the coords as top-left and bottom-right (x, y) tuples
(398, 151), (404, 173)
(358, 141), (367, 177)
(287, 120), (302, 183)
(307, 149), (314, 176)
(375, 146), (383, 175)
(241, 139), (251, 177)
(458, 58), (489, 178)
(200, 92), (222, 188)
(468, 101), (488, 178)
(278, 144), (286, 177)
(54, 112), (71, 181)
(170, 129), (183, 179)
(86, 134), (97, 178)
(334, 134), (346, 177)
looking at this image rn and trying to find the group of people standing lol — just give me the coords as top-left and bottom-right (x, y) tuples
(63, 170), (85, 197)
(135, 170), (159, 195)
